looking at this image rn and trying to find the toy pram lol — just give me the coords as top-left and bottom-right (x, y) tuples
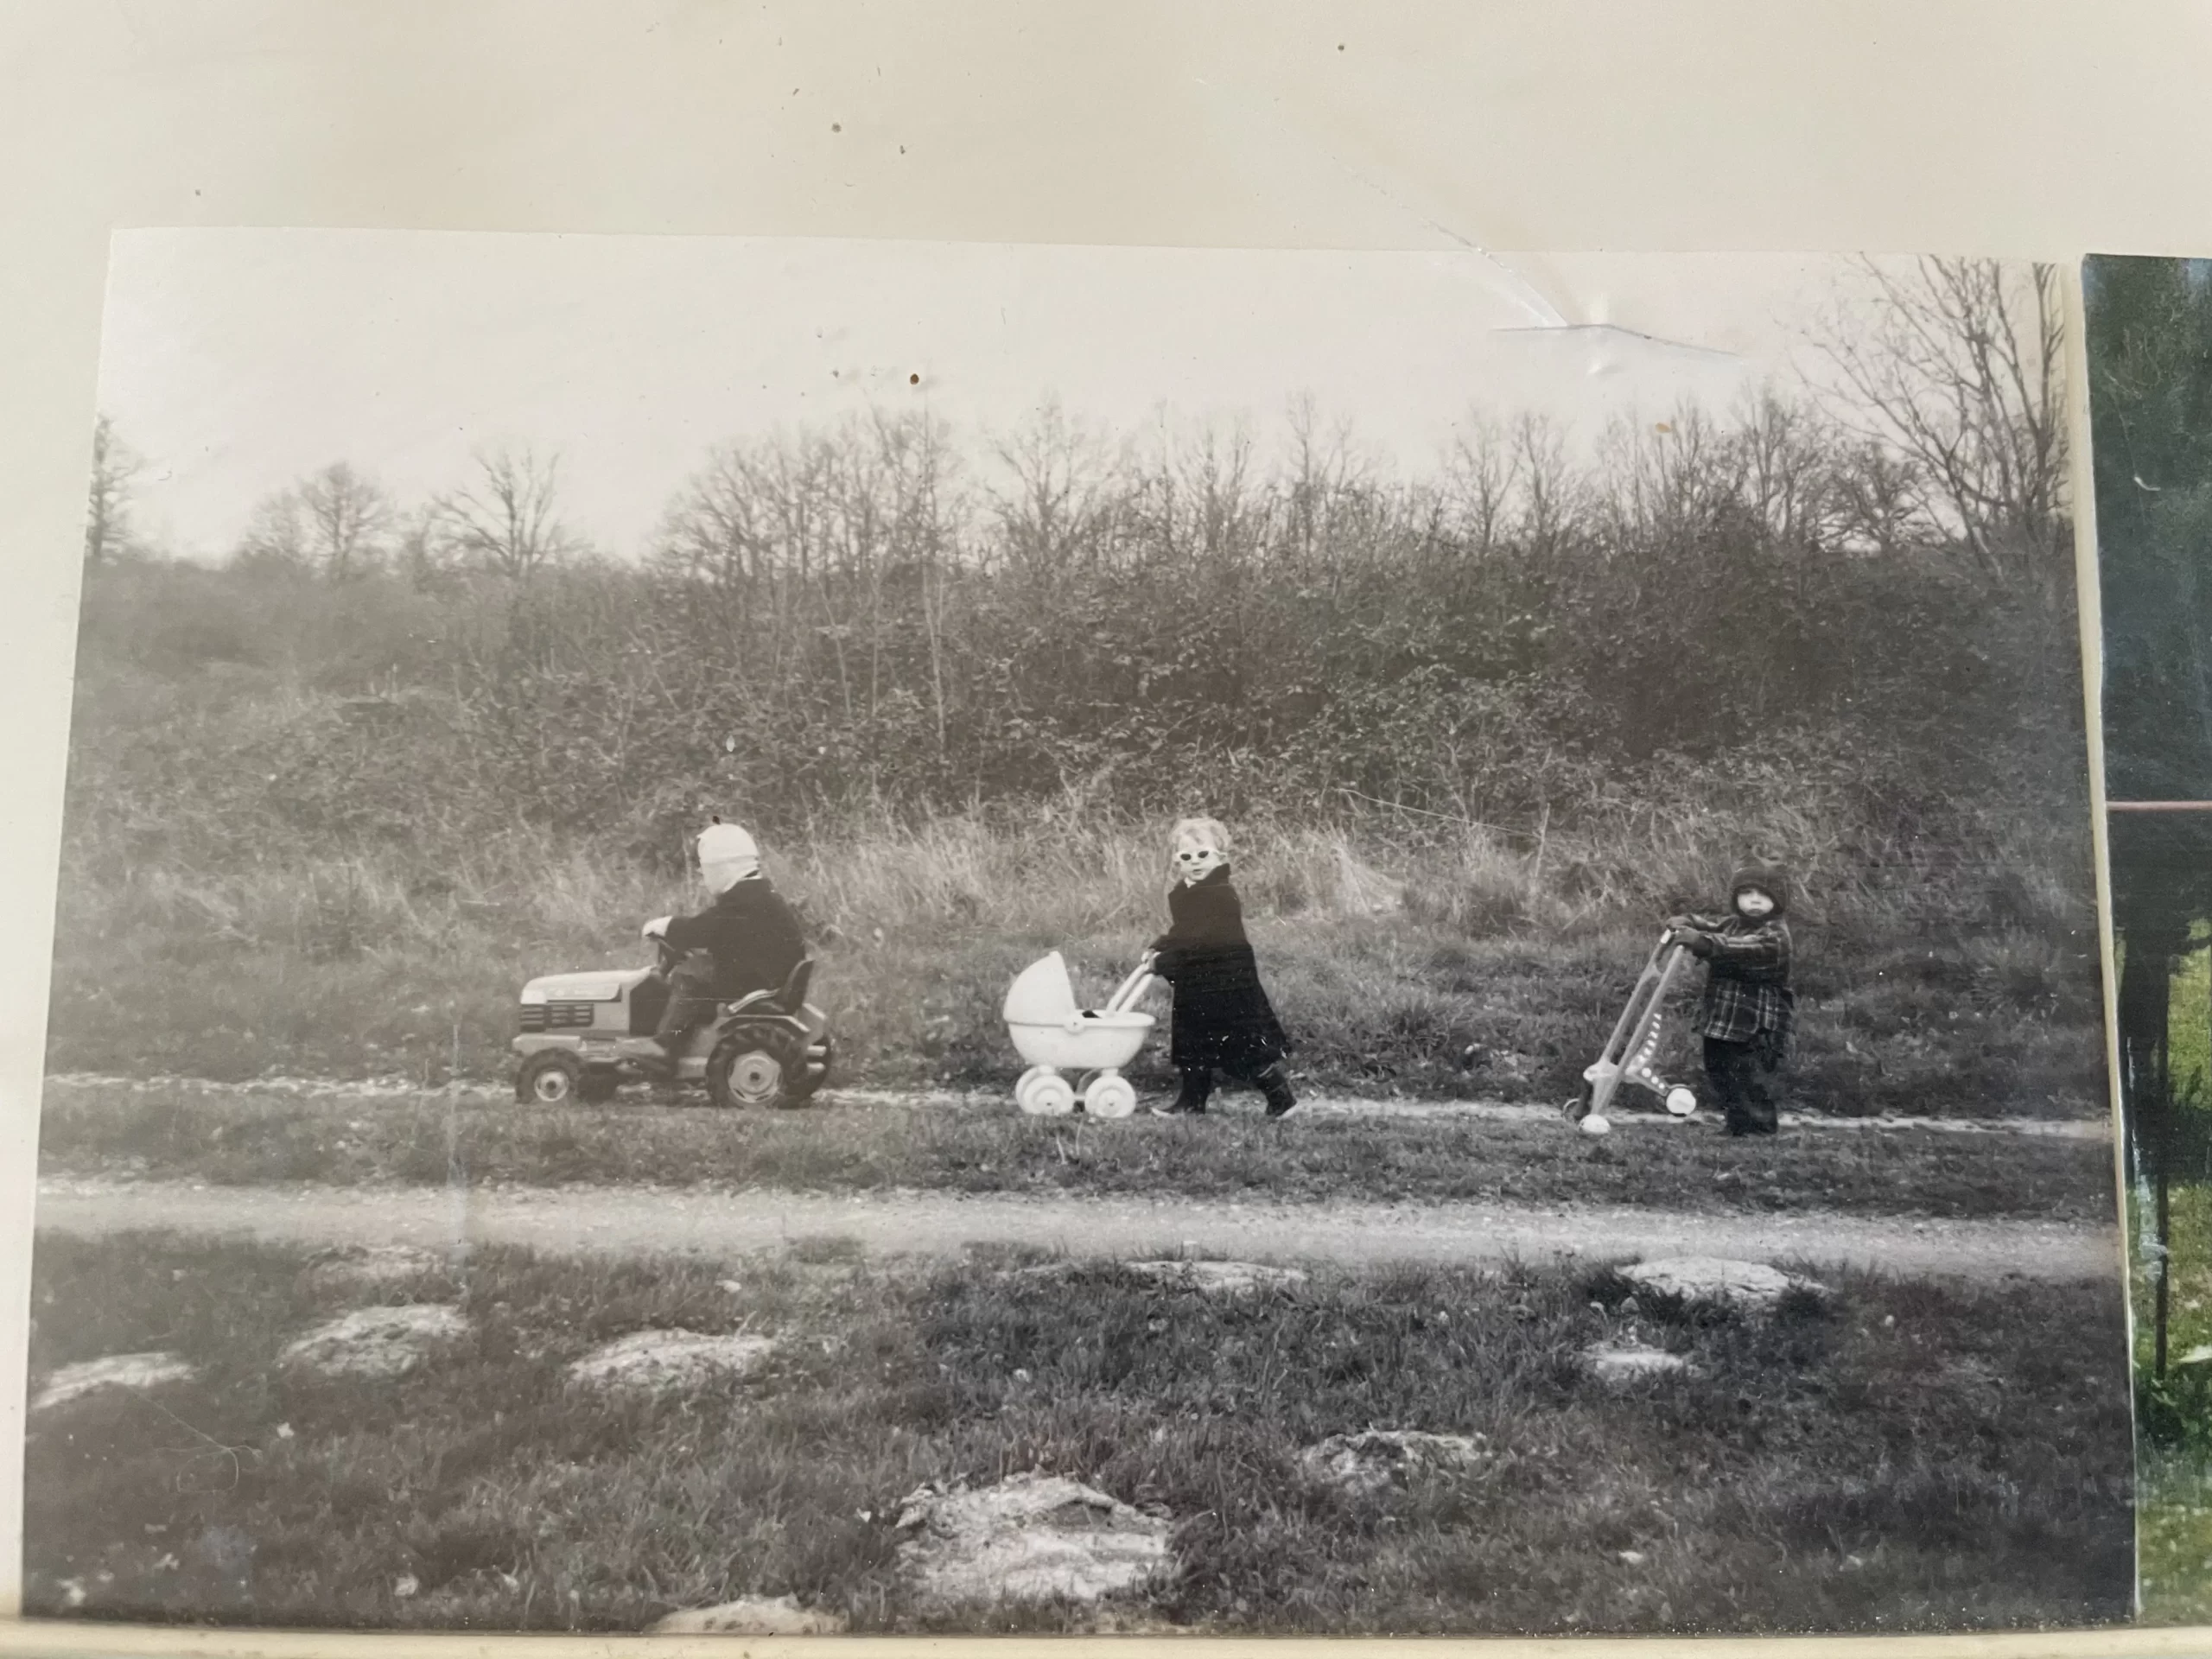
(1566, 931), (1701, 1135)
(1001, 950), (1157, 1118)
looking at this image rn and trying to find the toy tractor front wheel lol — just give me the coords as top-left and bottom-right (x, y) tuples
(517, 1051), (583, 1106)
(707, 1025), (810, 1110)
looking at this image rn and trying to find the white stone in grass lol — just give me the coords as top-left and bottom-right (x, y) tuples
(894, 1473), (1173, 1606)
(649, 1594), (848, 1635)
(2178, 1344), (2212, 1366)
(31, 1351), (195, 1413)
(281, 1305), (469, 1378)
(567, 1330), (776, 1395)
(1620, 1256), (1827, 1312)
(1298, 1428), (1489, 1497)
(1119, 1260), (1308, 1296)
(1582, 1344), (1694, 1384)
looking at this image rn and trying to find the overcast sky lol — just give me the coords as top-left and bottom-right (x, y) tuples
(99, 233), (1903, 561)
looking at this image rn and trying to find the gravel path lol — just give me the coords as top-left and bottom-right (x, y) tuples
(42, 1071), (2115, 1139)
(35, 1177), (2122, 1282)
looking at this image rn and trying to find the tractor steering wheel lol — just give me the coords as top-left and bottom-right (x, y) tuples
(648, 931), (683, 976)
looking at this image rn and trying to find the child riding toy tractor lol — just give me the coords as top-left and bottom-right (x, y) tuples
(511, 940), (832, 1109)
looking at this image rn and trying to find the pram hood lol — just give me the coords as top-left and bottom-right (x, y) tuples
(1003, 951), (1080, 1026)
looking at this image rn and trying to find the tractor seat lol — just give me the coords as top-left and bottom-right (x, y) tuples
(721, 958), (815, 1018)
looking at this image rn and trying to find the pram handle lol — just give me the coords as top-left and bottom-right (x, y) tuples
(1103, 957), (1159, 1014)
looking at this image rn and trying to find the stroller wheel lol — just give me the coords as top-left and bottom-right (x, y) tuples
(1563, 1081), (1594, 1123)
(1085, 1074), (1138, 1119)
(1664, 1085), (1699, 1117)
(1016, 1070), (1076, 1116)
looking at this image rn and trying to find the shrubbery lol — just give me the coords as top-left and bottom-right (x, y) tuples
(54, 370), (2098, 1097)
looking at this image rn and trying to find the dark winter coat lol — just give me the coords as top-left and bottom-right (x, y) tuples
(662, 875), (808, 1000)
(1679, 863), (1796, 1061)
(1148, 865), (1289, 1076)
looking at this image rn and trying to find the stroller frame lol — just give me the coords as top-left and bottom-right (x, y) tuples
(1008, 957), (1159, 1119)
(1568, 931), (1701, 1130)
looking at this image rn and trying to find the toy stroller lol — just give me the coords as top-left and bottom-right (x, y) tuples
(1566, 931), (1701, 1135)
(1001, 950), (1158, 1118)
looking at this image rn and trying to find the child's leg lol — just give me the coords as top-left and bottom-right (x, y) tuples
(653, 961), (718, 1064)
(1702, 1037), (1754, 1135)
(1743, 1051), (1783, 1135)
(1165, 1065), (1213, 1116)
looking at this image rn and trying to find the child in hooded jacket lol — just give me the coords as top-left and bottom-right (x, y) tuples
(645, 819), (807, 1068)
(1666, 861), (1796, 1136)
(1146, 816), (1296, 1118)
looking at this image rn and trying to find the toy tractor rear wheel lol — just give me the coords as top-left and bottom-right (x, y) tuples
(517, 1051), (583, 1106)
(707, 1025), (810, 1110)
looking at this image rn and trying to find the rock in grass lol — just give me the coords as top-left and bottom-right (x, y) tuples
(281, 1305), (468, 1378)
(1621, 1256), (1827, 1312)
(649, 1594), (847, 1635)
(568, 1330), (776, 1395)
(1582, 1344), (1694, 1384)
(304, 1245), (446, 1293)
(894, 1473), (1172, 1607)
(1299, 1428), (1489, 1496)
(1119, 1260), (1308, 1295)
(31, 1351), (196, 1413)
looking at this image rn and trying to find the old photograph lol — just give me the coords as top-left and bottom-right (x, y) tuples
(23, 233), (2129, 1634)
(2083, 251), (2212, 1624)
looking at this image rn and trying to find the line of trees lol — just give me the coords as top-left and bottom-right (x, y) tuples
(71, 258), (2083, 868)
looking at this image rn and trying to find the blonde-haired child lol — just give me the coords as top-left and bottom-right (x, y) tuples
(1146, 817), (1295, 1117)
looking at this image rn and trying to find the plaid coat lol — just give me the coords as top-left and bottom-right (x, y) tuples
(1683, 913), (1795, 1055)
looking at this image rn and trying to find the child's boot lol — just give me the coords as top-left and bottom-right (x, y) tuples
(1257, 1062), (1297, 1118)
(1153, 1066), (1212, 1116)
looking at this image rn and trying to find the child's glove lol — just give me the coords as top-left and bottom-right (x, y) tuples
(1667, 926), (1716, 957)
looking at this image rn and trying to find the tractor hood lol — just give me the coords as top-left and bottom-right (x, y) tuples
(519, 966), (654, 1004)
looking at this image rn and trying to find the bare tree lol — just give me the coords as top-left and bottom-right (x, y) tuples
(1809, 257), (2067, 590)
(1282, 393), (1370, 568)
(297, 461), (393, 581)
(85, 415), (143, 565)
(233, 488), (310, 573)
(441, 447), (579, 581)
(1442, 412), (1521, 557)
(1511, 411), (1580, 553)
(1827, 437), (1926, 560)
(654, 444), (772, 593)
(987, 401), (1123, 580)
(392, 503), (451, 591)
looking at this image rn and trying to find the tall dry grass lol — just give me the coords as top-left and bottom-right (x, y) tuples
(47, 792), (2103, 1118)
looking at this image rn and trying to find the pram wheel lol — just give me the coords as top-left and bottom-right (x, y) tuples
(1016, 1068), (1076, 1116)
(1084, 1073), (1138, 1119)
(1664, 1085), (1699, 1117)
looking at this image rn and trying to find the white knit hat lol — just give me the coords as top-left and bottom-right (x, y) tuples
(697, 819), (760, 893)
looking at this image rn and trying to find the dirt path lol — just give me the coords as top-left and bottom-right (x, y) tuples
(35, 1176), (2121, 1282)
(43, 1072), (2114, 1140)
